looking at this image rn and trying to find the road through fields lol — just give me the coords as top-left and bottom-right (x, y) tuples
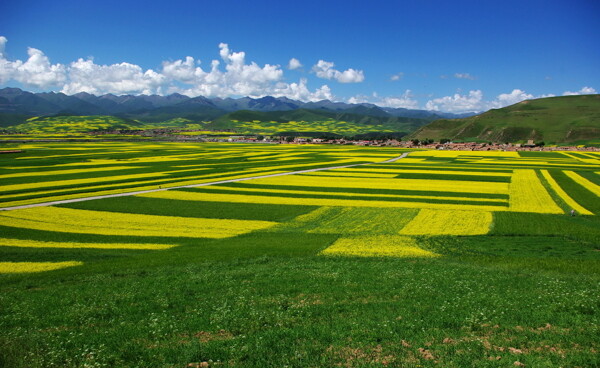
(0, 152), (411, 211)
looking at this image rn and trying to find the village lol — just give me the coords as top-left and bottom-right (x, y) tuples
(75, 128), (600, 151)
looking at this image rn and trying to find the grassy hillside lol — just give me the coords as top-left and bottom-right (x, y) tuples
(410, 94), (600, 144)
(8, 115), (145, 134)
(1, 108), (432, 136)
(207, 108), (431, 135)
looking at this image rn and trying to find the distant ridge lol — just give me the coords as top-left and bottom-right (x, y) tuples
(0, 87), (474, 128)
(409, 94), (600, 144)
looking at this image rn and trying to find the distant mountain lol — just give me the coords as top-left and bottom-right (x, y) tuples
(209, 108), (431, 133)
(37, 91), (106, 115)
(0, 87), (469, 118)
(9, 115), (145, 134)
(382, 107), (475, 120)
(409, 94), (600, 144)
(0, 87), (481, 135)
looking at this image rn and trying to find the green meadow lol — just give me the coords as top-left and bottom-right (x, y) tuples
(0, 143), (599, 367)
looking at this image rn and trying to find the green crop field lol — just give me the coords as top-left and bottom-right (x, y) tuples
(1, 143), (599, 367)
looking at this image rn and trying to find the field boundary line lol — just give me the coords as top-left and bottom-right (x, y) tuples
(0, 152), (411, 211)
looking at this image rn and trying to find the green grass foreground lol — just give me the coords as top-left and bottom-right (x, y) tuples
(1, 217), (599, 367)
(1, 144), (599, 367)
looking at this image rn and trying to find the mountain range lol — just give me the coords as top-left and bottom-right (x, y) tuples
(0, 87), (474, 127)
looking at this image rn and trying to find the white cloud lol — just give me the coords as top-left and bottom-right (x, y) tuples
(454, 72), (475, 80)
(376, 90), (419, 109)
(390, 72), (404, 81)
(166, 43), (285, 98)
(490, 89), (534, 108)
(312, 60), (365, 83)
(61, 58), (165, 95)
(0, 36), (6, 55)
(0, 36), (334, 101)
(425, 89), (539, 113)
(288, 58), (302, 70)
(563, 86), (597, 95)
(348, 90), (419, 109)
(0, 36), (15, 84)
(270, 78), (333, 102)
(425, 90), (484, 113)
(0, 37), (66, 88)
(161, 56), (202, 83)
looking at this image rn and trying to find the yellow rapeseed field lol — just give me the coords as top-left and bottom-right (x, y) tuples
(0, 172), (166, 192)
(141, 190), (506, 212)
(399, 209), (492, 235)
(0, 238), (175, 250)
(242, 175), (508, 195)
(0, 261), (83, 273)
(0, 166), (140, 179)
(409, 151), (520, 158)
(270, 206), (418, 234)
(331, 167), (512, 177)
(0, 207), (276, 238)
(540, 170), (592, 215)
(320, 235), (439, 258)
(303, 172), (399, 178)
(564, 171), (600, 196)
(509, 170), (563, 214)
(195, 184), (507, 203)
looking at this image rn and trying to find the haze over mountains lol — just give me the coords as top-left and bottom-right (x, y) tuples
(0, 87), (474, 126)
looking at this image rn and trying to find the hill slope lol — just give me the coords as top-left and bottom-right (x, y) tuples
(207, 108), (431, 135)
(410, 94), (600, 144)
(10, 115), (144, 133)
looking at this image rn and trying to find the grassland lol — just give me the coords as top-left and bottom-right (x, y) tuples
(410, 94), (600, 144)
(0, 143), (599, 367)
(8, 116), (145, 134)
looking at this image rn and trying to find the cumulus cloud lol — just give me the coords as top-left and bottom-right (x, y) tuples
(0, 36), (334, 101)
(563, 86), (597, 95)
(379, 93), (420, 109)
(425, 89), (539, 113)
(425, 90), (484, 113)
(61, 58), (165, 95)
(163, 42), (285, 98)
(491, 89), (534, 108)
(288, 58), (302, 70)
(0, 37), (66, 88)
(348, 90), (419, 109)
(0, 36), (15, 84)
(390, 72), (404, 81)
(454, 72), (476, 80)
(353, 86), (595, 113)
(312, 60), (365, 83)
(270, 78), (333, 102)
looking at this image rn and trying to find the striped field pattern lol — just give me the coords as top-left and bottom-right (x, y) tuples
(1, 143), (599, 271)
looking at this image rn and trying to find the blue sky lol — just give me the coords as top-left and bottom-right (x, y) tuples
(0, 0), (598, 112)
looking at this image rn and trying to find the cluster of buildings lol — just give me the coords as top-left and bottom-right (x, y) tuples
(79, 129), (600, 151)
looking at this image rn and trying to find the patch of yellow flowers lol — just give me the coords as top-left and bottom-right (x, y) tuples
(509, 170), (562, 214)
(564, 171), (600, 196)
(321, 235), (439, 258)
(399, 209), (492, 236)
(540, 170), (592, 215)
(0, 238), (175, 250)
(0, 207), (276, 239)
(0, 261), (83, 273)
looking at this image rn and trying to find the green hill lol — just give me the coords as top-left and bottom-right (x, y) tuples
(410, 94), (600, 144)
(207, 108), (431, 135)
(8, 115), (145, 134)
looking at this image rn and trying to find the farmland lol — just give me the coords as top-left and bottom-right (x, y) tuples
(1, 143), (599, 367)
